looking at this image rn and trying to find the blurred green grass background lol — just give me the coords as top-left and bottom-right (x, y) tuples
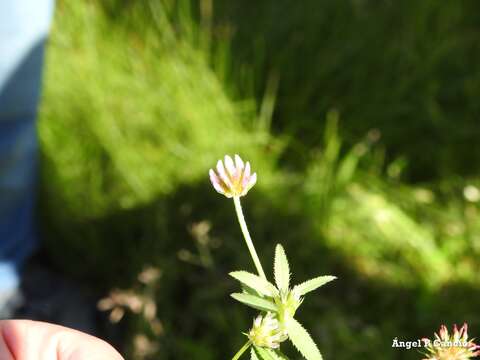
(38, 0), (480, 359)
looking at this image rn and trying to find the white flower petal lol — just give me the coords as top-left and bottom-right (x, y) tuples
(224, 155), (236, 177)
(209, 169), (225, 194)
(234, 154), (245, 171)
(248, 173), (257, 190)
(210, 155), (257, 198)
(216, 160), (231, 187)
(242, 162), (251, 186)
(254, 315), (262, 328)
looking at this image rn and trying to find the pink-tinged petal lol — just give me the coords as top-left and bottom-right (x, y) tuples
(248, 172), (257, 189)
(209, 169), (226, 195)
(242, 162), (251, 187)
(240, 171), (257, 196)
(224, 155), (236, 178)
(424, 324), (480, 359)
(439, 325), (448, 341)
(234, 154), (244, 171)
(212, 181), (226, 195)
(461, 323), (469, 341)
(216, 160), (232, 187)
(209, 169), (217, 184)
(209, 155), (257, 198)
(453, 324), (460, 342)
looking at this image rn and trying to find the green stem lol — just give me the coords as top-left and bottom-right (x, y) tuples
(233, 196), (267, 280)
(232, 341), (251, 360)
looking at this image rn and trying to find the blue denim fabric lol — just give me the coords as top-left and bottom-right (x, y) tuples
(0, 0), (54, 291)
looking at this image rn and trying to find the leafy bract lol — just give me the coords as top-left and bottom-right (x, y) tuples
(272, 350), (289, 360)
(253, 346), (276, 360)
(231, 293), (278, 312)
(267, 349), (289, 360)
(274, 244), (290, 293)
(230, 244), (333, 360)
(286, 317), (323, 360)
(292, 276), (336, 296)
(242, 284), (263, 298)
(230, 271), (279, 297)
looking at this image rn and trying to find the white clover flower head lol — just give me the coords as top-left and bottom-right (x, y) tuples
(209, 154), (257, 198)
(248, 312), (288, 349)
(423, 323), (480, 360)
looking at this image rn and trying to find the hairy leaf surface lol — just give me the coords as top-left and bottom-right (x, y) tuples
(292, 276), (336, 296)
(274, 244), (290, 293)
(231, 293), (278, 312)
(230, 271), (279, 297)
(286, 317), (323, 360)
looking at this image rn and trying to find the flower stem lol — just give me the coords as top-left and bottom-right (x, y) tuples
(232, 341), (251, 360)
(233, 196), (267, 280)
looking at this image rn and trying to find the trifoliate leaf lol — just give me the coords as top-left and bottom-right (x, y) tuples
(230, 271), (279, 297)
(231, 293), (278, 312)
(274, 244), (290, 293)
(253, 346), (276, 360)
(292, 276), (336, 296)
(251, 348), (260, 360)
(286, 317), (323, 360)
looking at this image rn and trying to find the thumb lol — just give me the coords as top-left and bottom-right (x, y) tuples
(0, 320), (124, 360)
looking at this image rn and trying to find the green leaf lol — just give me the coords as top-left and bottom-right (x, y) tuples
(292, 276), (336, 296)
(264, 349), (290, 360)
(272, 350), (289, 360)
(274, 244), (290, 293)
(254, 346), (276, 360)
(242, 284), (262, 298)
(231, 293), (278, 312)
(286, 317), (323, 360)
(251, 346), (290, 360)
(230, 271), (279, 297)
